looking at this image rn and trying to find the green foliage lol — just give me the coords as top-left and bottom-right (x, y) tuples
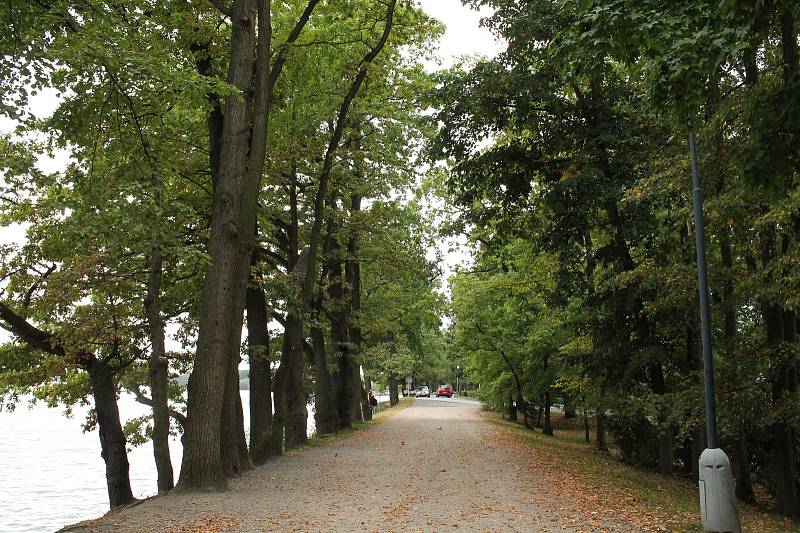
(435, 0), (800, 509)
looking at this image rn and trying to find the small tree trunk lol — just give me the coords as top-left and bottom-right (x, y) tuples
(276, 312), (308, 449)
(350, 363), (364, 423)
(347, 192), (365, 425)
(88, 360), (135, 508)
(596, 412), (608, 452)
(732, 434), (755, 503)
(508, 391), (517, 422)
(334, 343), (352, 431)
(690, 426), (703, 483)
(543, 389), (553, 436)
(362, 369), (372, 422)
(658, 427), (674, 476)
(311, 323), (337, 435)
(246, 277), (277, 465)
(536, 396), (543, 428)
(762, 230), (798, 515)
(584, 408), (590, 443)
(221, 341), (249, 477)
(144, 238), (174, 493)
(520, 395), (530, 429)
(389, 375), (399, 406)
(563, 398), (577, 419)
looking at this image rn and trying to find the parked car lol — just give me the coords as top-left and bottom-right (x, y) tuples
(436, 384), (453, 398)
(415, 386), (430, 397)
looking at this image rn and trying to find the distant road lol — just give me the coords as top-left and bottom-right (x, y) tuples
(67, 398), (626, 532)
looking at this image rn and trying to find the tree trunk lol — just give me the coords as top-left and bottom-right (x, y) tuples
(647, 360), (672, 476)
(311, 322), (337, 435)
(347, 193), (365, 423)
(89, 360), (135, 508)
(220, 238), (254, 476)
(328, 244), (355, 430)
(273, 160), (308, 450)
(543, 389), (553, 436)
(596, 412), (608, 452)
(536, 398), (543, 428)
(144, 237), (174, 493)
(732, 435), (755, 503)
(520, 394), (530, 429)
(351, 363), (364, 423)
(584, 412), (590, 443)
(246, 275), (277, 464)
(658, 430), (674, 476)
(719, 231), (756, 496)
(388, 375), (399, 406)
(302, 2), (397, 433)
(221, 334), (252, 477)
(508, 390), (517, 423)
(276, 312), (308, 449)
(563, 398), (577, 419)
(362, 369), (373, 422)
(179, 0), (266, 491)
(761, 229), (798, 515)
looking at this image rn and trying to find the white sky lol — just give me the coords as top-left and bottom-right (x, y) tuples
(417, 0), (502, 69)
(0, 1), (503, 340)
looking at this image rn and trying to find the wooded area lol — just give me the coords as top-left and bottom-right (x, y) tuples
(438, 0), (800, 519)
(2, 0), (800, 526)
(1, 0), (449, 509)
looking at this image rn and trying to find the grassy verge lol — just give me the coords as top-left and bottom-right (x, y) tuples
(285, 397), (412, 456)
(488, 411), (800, 533)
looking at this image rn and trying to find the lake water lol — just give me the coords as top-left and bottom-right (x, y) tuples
(0, 391), (316, 533)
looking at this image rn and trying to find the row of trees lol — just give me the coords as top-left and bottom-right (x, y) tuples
(437, 0), (800, 518)
(0, 0), (448, 509)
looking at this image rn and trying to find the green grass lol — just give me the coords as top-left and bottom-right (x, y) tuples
(489, 412), (800, 533)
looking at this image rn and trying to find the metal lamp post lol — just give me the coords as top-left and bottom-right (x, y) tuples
(688, 118), (740, 533)
(456, 365), (460, 396)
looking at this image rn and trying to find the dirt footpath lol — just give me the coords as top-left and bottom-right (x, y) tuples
(68, 399), (629, 533)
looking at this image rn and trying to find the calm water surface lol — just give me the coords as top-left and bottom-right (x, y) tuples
(0, 391), (318, 533)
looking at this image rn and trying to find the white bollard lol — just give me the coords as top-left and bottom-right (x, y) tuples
(698, 448), (741, 533)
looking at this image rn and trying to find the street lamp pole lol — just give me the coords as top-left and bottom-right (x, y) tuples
(688, 118), (740, 533)
(689, 118), (718, 449)
(456, 365), (460, 396)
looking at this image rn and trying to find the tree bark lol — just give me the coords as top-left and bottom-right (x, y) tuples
(273, 161), (309, 450)
(311, 319), (337, 435)
(89, 359), (136, 508)
(563, 399), (577, 419)
(508, 390), (517, 422)
(181, 0), (320, 489)
(389, 374), (400, 407)
(388, 375), (399, 406)
(350, 362), (364, 423)
(327, 232), (356, 430)
(596, 412), (608, 452)
(520, 393), (530, 429)
(584, 411), (590, 443)
(275, 311), (308, 448)
(543, 389), (553, 436)
(347, 194), (365, 423)
(732, 436), (755, 503)
(144, 236), (174, 493)
(761, 228), (798, 515)
(246, 268), (277, 464)
(179, 0), (262, 491)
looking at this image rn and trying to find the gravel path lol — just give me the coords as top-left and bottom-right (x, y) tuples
(66, 398), (626, 533)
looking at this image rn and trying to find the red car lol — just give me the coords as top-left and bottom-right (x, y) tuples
(436, 384), (453, 398)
